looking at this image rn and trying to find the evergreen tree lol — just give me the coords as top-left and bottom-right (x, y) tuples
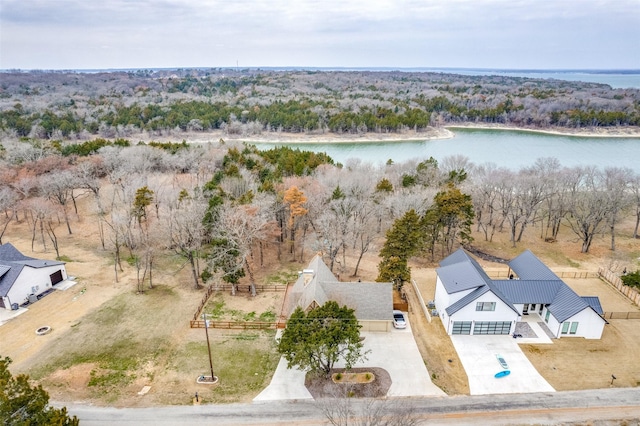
(278, 301), (365, 378)
(377, 209), (422, 287)
(0, 357), (79, 426)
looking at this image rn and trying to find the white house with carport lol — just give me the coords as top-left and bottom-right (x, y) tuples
(434, 248), (606, 339)
(0, 243), (67, 310)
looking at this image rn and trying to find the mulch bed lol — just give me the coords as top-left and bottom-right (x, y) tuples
(305, 367), (392, 398)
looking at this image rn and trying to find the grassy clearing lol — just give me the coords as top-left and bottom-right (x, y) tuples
(203, 293), (279, 322)
(171, 331), (279, 403)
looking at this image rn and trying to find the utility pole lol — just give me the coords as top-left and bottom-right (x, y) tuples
(203, 313), (215, 381)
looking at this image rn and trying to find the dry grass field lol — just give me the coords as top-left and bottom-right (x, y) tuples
(1, 189), (639, 406)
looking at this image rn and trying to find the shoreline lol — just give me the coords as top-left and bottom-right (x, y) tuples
(444, 124), (640, 139)
(131, 124), (640, 145)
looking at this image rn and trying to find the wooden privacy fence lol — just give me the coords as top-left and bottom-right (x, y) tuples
(190, 320), (286, 329)
(602, 312), (640, 320)
(598, 267), (640, 307)
(486, 270), (597, 279)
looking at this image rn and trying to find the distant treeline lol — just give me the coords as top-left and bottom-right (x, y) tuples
(0, 69), (638, 139)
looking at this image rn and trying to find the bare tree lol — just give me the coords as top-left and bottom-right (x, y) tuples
(603, 167), (634, 251)
(631, 174), (640, 239)
(39, 170), (77, 234)
(319, 390), (422, 426)
(208, 197), (275, 296)
(0, 187), (18, 244)
(565, 167), (610, 253)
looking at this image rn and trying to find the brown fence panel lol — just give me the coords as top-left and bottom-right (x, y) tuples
(190, 320), (281, 329)
(603, 312), (640, 320)
(393, 302), (409, 311)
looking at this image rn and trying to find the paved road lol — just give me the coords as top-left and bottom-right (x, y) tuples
(62, 387), (640, 425)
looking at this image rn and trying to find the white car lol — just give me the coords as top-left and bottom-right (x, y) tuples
(392, 310), (407, 329)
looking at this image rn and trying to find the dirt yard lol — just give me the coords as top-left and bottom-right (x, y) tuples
(1, 191), (640, 406)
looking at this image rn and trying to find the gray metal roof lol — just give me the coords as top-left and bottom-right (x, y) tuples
(547, 284), (589, 323)
(445, 285), (489, 316)
(437, 262), (486, 294)
(440, 249), (519, 316)
(493, 280), (562, 304)
(508, 250), (559, 280)
(439, 248), (605, 325)
(0, 243), (65, 298)
(582, 296), (604, 315)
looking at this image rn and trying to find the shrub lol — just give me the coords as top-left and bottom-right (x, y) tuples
(621, 270), (640, 289)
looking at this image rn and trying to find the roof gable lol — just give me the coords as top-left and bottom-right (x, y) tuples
(0, 243), (65, 297)
(289, 254), (392, 321)
(445, 286), (489, 316)
(509, 250), (559, 280)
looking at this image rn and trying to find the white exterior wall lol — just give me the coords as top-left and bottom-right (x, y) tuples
(543, 307), (561, 337)
(434, 275), (477, 333)
(446, 291), (518, 334)
(6, 265), (66, 308)
(558, 308), (606, 339)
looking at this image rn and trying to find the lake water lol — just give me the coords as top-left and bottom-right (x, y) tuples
(252, 128), (640, 171)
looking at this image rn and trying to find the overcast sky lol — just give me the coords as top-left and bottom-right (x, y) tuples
(1, 0), (639, 70)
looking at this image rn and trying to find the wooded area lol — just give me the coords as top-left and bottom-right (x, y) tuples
(1, 134), (639, 294)
(1, 69), (639, 141)
(1, 70), (640, 292)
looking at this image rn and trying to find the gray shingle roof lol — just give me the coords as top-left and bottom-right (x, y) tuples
(289, 254), (392, 321)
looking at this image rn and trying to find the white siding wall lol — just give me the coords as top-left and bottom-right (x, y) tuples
(559, 308), (606, 339)
(6, 265), (67, 307)
(449, 291), (516, 322)
(544, 307), (561, 337)
(434, 275), (478, 334)
(447, 291), (518, 334)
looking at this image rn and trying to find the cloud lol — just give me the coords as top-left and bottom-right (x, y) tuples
(1, 0), (639, 69)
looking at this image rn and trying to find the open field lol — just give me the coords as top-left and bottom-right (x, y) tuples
(1, 188), (640, 406)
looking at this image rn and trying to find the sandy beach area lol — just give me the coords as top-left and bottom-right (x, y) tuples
(445, 123), (640, 138)
(134, 124), (640, 145)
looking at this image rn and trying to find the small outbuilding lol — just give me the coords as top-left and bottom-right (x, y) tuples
(0, 243), (67, 310)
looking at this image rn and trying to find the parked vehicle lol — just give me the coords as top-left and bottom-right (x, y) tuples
(392, 310), (407, 329)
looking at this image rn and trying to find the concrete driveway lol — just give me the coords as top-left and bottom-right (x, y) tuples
(254, 314), (445, 401)
(451, 335), (555, 395)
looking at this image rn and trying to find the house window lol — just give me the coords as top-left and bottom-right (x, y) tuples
(545, 310), (550, 323)
(570, 322), (579, 334)
(561, 322), (570, 334)
(476, 302), (496, 311)
(452, 321), (472, 335)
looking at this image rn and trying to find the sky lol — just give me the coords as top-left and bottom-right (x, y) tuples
(1, 0), (639, 70)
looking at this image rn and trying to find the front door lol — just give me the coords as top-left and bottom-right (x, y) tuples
(523, 304), (529, 315)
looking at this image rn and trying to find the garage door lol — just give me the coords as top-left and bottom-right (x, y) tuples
(473, 321), (511, 335)
(50, 270), (64, 285)
(452, 321), (472, 335)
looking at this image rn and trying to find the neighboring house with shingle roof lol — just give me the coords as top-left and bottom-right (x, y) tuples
(434, 248), (606, 339)
(287, 254), (393, 332)
(0, 243), (67, 310)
